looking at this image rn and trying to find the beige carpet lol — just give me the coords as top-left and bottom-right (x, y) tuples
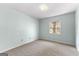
(6, 40), (79, 56)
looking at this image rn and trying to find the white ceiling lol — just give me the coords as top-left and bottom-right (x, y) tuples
(0, 3), (79, 19)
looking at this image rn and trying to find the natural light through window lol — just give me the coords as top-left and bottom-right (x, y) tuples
(49, 21), (61, 35)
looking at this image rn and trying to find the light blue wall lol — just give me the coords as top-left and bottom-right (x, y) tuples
(39, 12), (75, 46)
(0, 7), (76, 53)
(76, 7), (79, 51)
(0, 8), (39, 53)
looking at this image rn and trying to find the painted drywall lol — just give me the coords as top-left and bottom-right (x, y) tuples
(76, 7), (79, 51)
(0, 8), (39, 53)
(39, 12), (75, 46)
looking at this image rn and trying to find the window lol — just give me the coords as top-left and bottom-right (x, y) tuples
(49, 21), (61, 34)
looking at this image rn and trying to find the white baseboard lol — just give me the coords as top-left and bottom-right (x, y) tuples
(39, 39), (75, 47)
(0, 39), (38, 53)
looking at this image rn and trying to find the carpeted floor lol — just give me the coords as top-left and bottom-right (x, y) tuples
(6, 40), (79, 56)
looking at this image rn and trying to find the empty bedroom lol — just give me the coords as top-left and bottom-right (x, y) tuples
(0, 3), (79, 56)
